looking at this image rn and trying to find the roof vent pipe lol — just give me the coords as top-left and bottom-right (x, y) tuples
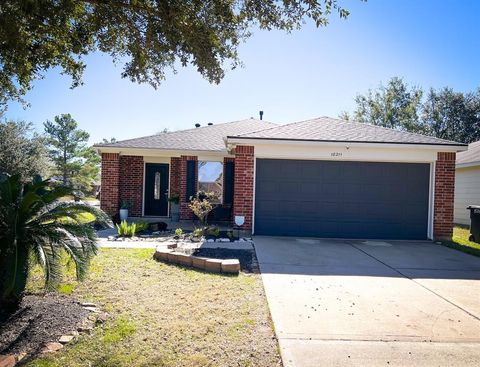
(195, 123), (201, 128)
(259, 111), (264, 120)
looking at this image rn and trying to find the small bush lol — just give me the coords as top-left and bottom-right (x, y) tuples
(188, 191), (217, 225)
(134, 220), (149, 233)
(204, 226), (220, 238)
(116, 220), (136, 237)
(175, 228), (183, 237)
(192, 228), (203, 238)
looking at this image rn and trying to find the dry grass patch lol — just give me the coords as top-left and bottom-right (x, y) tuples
(25, 248), (281, 367)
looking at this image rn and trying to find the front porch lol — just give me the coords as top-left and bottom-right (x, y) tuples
(100, 153), (239, 224)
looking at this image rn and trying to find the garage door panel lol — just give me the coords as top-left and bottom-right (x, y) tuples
(255, 159), (430, 240)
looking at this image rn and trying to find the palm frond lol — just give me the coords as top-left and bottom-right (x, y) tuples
(1, 174), (111, 309)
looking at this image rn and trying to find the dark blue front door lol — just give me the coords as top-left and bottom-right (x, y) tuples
(144, 163), (169, 216)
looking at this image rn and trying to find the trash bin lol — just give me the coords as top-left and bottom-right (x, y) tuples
(467, 205), (480, 243)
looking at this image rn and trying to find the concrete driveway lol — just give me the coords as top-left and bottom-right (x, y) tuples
(254, 237), (480, 367)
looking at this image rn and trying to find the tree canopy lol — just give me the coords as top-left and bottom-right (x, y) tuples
(44, 113), (96, 190)
(0, 120), (50, 181)
(0, 0), (355, 110)
(343, 77), (480, 144)
(352, 77), (424, 133)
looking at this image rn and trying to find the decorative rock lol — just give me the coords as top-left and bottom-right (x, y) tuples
(176, 253), (192, 266)
(83, 306), (100, 313)
(218, 238), (230, 243)
(206, 239), (215, 243)
(42, 342), (63, 353)
(166, 242), (178, 249)
(16, 353), (27, 363)
(96, 312), (109, 324)
(0, 355), (16, 367)
(204, 258), (223, 272)
(77, 325), (93, 333)
(59, 335), (75, 344)
(107, 236), (116, 241)
(221, 259), (241, 274)
(152, 231), (161, 235)
(80, 302), (96, 307)
(191, 256), (207, 269)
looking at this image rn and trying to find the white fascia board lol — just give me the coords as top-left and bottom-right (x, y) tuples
(226, 137), (466, 152)
(247, 143), (442, 163)
(95, 146), (231, 159)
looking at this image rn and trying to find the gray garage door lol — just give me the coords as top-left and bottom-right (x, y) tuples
(254, 159), (430, 239)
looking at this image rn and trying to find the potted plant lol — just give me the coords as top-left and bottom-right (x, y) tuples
(168, 194), (180, 222)
(119, 200), (130, 221)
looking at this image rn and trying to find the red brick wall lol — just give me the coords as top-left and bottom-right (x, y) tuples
(170, 157), (181, 197)
(119, 155), (144, 217)
(233, 146), (254, 231)
(100, 153), (120, 217)
(434, 152), (456, 240)
(179, 155), (198, 220)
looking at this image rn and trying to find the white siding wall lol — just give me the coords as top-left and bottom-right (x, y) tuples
(454, 165), (480, 225)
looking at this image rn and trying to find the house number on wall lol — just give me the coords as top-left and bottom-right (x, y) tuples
(330, 152), (343, 157)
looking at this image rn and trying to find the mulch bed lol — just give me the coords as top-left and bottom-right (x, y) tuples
(0, 293), (89, 360)
(191, 248), (258, 273)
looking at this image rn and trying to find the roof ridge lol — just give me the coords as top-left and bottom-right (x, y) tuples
(318, 116), (462, 145)
(94, 117), (276, 147)
(169, 117), (273, 135)
(232, 117), (316, 137)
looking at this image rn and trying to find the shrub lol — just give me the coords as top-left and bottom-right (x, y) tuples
(134, 220), (149, 233)
(116, 220), (136, 237)
(188, 191), (217, 225)
(204, 226), (220, 238)
(192, 228), (203, 238)
(175, 228), (183, 237)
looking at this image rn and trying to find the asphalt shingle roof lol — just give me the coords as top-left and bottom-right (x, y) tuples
(94, 118), (277, 152)
(457, 140), (480, 166)
(230, 116), (465, 146)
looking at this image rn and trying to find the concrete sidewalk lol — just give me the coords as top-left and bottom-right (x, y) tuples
(254, 237), (480, 367)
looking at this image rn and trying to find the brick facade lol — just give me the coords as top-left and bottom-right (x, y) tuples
(100, 153), (120, 217)
(170, 157), (181, 197)
(433, 152), (456, 240)
(119, 155), (144, 217)
(179, 155), (198, 220)
(233, 146), (254, 231)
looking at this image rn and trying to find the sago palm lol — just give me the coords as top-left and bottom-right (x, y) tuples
(0, 174), (111, 315)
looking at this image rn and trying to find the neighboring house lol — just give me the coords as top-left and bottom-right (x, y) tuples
(454, 140), (480, 225)
(94, 116), (466, 241)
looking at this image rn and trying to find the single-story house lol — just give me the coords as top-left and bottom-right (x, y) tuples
(94, 116), (466, 241)
(454, 140), (480, 225)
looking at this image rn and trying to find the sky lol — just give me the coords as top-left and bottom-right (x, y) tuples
(5, 0), (480, 144)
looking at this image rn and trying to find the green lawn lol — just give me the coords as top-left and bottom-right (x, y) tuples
(26, 249), (281, 367)
(442, 226), (480, 257)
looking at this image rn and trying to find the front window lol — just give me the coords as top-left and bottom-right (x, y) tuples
(198, 161), (223, 203)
